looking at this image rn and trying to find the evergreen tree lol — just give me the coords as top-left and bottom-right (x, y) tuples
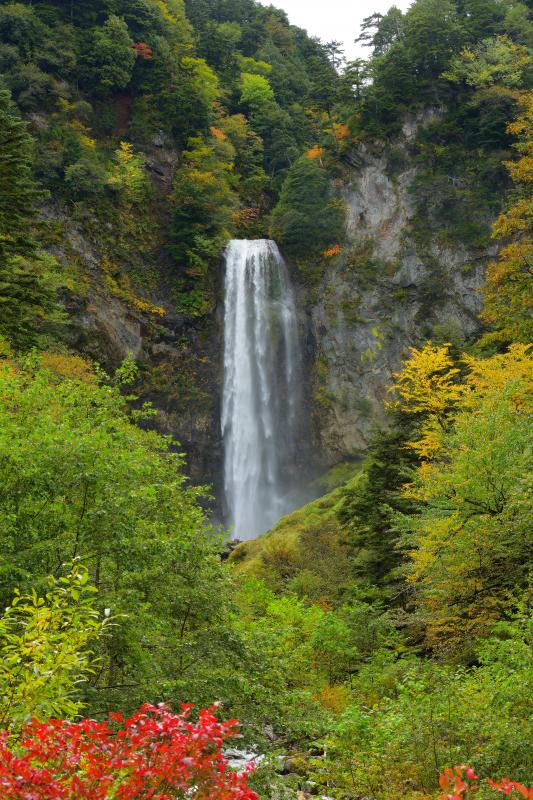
(0, 90), (42, 261)
(0, 259), (55, 350)
(0, 90), (54, 350)
(269, 154), (344, 257)
(337, 424), (418, 593)
(81, 14), (135, 91)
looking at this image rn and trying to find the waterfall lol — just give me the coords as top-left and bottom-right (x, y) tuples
(222, 239), (303, 540)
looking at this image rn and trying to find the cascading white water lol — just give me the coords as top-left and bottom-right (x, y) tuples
(222, 239), (303, 540)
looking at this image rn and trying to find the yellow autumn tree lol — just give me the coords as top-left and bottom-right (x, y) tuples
(462, 342), (533, 410)
(388, 343), (464, 458)
(106, 142), (147, 204)
(481, 90), (533, 345)
(399, 344), (533, 654)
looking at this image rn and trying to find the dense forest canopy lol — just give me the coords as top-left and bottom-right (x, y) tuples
(0, 0), (531, 797)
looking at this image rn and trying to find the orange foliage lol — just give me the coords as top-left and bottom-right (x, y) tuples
(234, 206), (260, 222)
(210, 126), (227, 141)
(315, 684), (350, 714)
(323, 244), (341, 257)
(332, 123), (350, 141)
(133, 41), (153, 60)
(307, 144), (324, 160)
(234, 206), (260, 231)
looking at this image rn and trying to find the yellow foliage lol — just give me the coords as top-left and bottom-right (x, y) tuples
(462, 343), (533, 411)
(79, 134), (97, 151)
(393, 343), (533, 459)
(153, 0), (181, 24)
(101, 258), (165, 317)
(492, 199), (532, 237)
(408, 514), (462, 581)
(481, 90), (533, 344)
(119, 141), (134, 161)
(39, 353), (98, 383)
(316, 683), (350, 714)
(0, 337), (14, 359)
(481, 240), (533, 343)
(106, 141), (147, 206)
(399, 343), (533, 649)
(186, 169), (218, 189)
(406, 423), (443, 461)
(57, 98), (75, 114)
(0, 356), (17, 383)
(68, 118), (89, 134)
(389, 343), (463, 419)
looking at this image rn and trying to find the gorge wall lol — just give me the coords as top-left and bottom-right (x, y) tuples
(57, 114), (494, 509)
(306, 117), (491, 463)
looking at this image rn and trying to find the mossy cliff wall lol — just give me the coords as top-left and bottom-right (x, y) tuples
(56, 116), (498, 497)
(304, 116), (495, 464)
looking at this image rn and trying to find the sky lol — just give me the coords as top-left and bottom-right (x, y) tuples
(258, 0), (412, 61)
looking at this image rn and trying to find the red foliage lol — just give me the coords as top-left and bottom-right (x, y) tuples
(0, 704), (257, 800)
(439, 765), (532, 800)
(439, 765), (477, 800)
(133, 41), (153, 59)
(487, 780), (533, 799)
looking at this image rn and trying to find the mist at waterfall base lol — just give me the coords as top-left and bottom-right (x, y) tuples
(222, 239), (309, 541)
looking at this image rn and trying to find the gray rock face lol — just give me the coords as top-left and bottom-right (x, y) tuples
(40, 174), (222, 490)
(47, 124), (495, 500)
(307, 140), (492, 463)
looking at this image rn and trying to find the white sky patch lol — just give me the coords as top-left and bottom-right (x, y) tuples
(258, 0), (413, 60)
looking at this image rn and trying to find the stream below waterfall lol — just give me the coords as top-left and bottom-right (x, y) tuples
(221, 239), (305, 540)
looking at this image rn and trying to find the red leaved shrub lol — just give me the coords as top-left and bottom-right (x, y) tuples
(439, 765), (532, 800)
(0, 703), (257, 800)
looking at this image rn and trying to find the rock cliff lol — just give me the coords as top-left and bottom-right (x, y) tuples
(304, 121), (494, 463)
(51, 120), (497, 501)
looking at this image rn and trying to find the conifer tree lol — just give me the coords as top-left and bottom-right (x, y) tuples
(269, 154), (344, 257)
(0, 90), (42, 260)
(0, 90), (54, 349)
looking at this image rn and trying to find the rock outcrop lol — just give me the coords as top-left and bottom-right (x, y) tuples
(306, 130), (493, 463)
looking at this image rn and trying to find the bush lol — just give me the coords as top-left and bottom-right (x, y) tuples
(0, 564), (104, 730)
(64, 156), (108, 196)
(0, 704), (257, 799)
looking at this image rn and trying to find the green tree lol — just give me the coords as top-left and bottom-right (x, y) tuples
(240, 71), (275, 110)
(0, 90), (57, 349)
(356, 8), (404, 56)
(0, 89), (42, 261)
(0, 563), (104, 730)
(269, 153), (344, 257)
(443, 35), (531, 89)
(83, 14), (135, 91)
(0, 3), (45, 61)
(0, 356), (235, 714)
(170, 133), (237, 314)
(338, 424), (418, 593)
(359, 0), (465, 130)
